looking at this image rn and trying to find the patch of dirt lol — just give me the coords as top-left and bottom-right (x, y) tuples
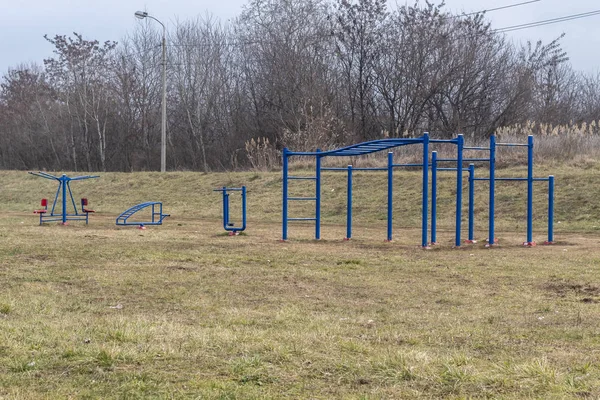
(544, 281), (600, 296)
(166, 265), (198, 272)
(22, 254), (50, 262)
(544, 240), (576, 246)
(543, 280), (600, 303)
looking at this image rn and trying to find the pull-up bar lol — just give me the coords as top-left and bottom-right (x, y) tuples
(459, 135), (554, 246)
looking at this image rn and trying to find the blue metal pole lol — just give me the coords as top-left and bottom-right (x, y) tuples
(468, 164), (475, 242)
(547, 175), (554, 244)
(61, 175), (67, 224)
(316, 148), (322, 240)
(431, 151), (437, 245)
(422, 133), (429, 248)
(526, 135), (534, 245)
(241, 186), (247, 232)
(455, 134), (463, 247)
(50, 183), (61, 215)
(282, 148), (289, 240)
(67, 182), (78, 214)
(489, 135), (496, 246)
(224, 189), (230, 230)
(346, 165), (353, 240)
(387, 151), (393, 241)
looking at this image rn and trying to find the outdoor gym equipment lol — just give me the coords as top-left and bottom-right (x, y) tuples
(282, 134), (456, 247)
(435, 135), (554, 247)
(282, 133), (555, 247)
(213, 186), (247, 235)
(29, 172), (99, 225)
(116, 202), (169, 229)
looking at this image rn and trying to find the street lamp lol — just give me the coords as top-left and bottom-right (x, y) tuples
(135, 11), (167, 172)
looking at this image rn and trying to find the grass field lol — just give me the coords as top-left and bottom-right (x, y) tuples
(1, 166), (600, 399)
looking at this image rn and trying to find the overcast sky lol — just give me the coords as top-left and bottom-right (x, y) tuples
(1, 0), (599, 75)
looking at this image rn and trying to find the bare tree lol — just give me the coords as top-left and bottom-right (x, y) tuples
(44, 33), (117, 171)
(333, 0), (387, 140)
(170, 16), (233, 171)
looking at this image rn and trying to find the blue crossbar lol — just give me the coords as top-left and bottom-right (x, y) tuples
(392, 163), (423, 167)
(463, 146), (490, 150)
(473, 177), (550, 182)
(288, 176), (317, 180)
(288, 197), (317, 201)
(322, 167), (388, 171)
(288, 218), (317, 221)
(437, 168), (470, 172)
(496, 143), (528, 147)
(436, 158), (491, 162)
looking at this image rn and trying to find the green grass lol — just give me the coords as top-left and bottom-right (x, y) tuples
(0, 166), (600, 398)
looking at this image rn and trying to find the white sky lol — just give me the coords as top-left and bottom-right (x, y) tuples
(0, 0), (599, 75)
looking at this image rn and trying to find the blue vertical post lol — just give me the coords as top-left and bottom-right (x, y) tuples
(282, 148), (289, 240)
(422, 133), (429, 248)
(346, 165), (353, 240)
(431, 151), (437, 245)
(526, 135), (534, 245)
(223, 187), (229, 227)
(241, 186), (247, 231)
(468, 164), (475, 242)
(547, 175), (554, 244)
(315, 149), (322, 240)
(488, 135), (496, 246)
(387, 152), (394, 241)
(61, 174), (67, 224)
(455, 134), (463, 247)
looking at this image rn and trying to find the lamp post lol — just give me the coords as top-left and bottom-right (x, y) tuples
(135, 11), (167, 172)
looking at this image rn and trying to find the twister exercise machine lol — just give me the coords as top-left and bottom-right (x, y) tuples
(214, 186), (247, 235)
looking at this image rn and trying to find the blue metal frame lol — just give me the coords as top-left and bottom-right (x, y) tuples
(526, 135), (534, 245)
(316, 149), (322, 240)
(213, 187), (247, 234)
(286, 138), (426, 157)
(282, 148), (289, 240)
(281, 133), (555, 247)
(346, 165), (353, 240)
(430, 159), (472, 246)
(468, 164), (475, 242)
(422, 133), (430, 248)
(29, 172), (99, 225)
(116, 202), (169, 227)
(489, 135), (496, 246)
(431, 151), (438, 245)
(387, 152), (394, 241)
(455, 135), (463, 246)
(547, 175), (555, 244)
(282, 134), (460, 244)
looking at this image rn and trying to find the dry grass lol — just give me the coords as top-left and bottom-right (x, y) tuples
(1, 168), (600, 398)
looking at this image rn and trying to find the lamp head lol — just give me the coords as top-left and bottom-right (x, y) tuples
(134, 11), (148, 19)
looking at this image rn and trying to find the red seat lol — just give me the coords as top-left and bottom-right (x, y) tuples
(81, 198), (95, 213)
(34, 199), (48, 214)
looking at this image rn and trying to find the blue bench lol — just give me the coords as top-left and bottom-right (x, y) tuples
(116, 202), (169, 229)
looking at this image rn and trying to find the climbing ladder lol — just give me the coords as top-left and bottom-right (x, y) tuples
(282, 148), (322, 240)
